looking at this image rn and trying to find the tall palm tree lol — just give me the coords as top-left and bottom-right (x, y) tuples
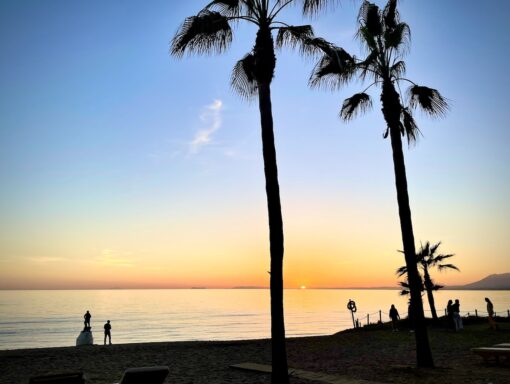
(308, 0), (448, 367)
(397, 241), (459, 320)
(171, 1), (335, 382)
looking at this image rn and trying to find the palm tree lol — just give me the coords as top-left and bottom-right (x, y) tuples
(171, 1), (336, 382)
(397, 241), (459, 320)
(308, 0), (448, 367)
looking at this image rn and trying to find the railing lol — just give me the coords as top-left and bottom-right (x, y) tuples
(352, 308), (510, 327)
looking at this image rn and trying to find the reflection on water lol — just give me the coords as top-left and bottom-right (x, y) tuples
(0, 289), (508, 350)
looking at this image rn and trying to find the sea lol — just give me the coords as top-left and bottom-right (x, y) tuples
(0, 289), (508, 350)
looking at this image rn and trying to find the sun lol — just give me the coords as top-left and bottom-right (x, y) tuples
(300, 285), (307, 289)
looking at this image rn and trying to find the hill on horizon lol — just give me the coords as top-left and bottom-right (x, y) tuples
(449, 273), (510, 290)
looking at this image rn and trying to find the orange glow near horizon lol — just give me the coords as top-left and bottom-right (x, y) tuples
(0, 195), (505, 290)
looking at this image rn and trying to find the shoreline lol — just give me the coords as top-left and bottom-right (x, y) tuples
(1, 321), (509, 384)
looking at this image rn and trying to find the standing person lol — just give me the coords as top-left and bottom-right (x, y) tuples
(84, 310), (91, 329)
(446, 300), (454, 330)
(485, 297), (497, 330)
(389, 304), (400, 331)
(104, 320), (112, 345)
(452, 299), (463, 331)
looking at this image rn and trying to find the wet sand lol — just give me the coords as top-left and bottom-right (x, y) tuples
(0, 321), (508, 384)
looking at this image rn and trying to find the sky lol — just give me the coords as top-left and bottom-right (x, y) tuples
(0, 0), (509, 289)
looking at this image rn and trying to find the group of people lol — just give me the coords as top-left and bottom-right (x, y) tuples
(387, 297), (498, 332)
(83, 310), (112, 345)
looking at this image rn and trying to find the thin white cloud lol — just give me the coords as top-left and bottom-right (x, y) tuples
(189, 99), (223, 154)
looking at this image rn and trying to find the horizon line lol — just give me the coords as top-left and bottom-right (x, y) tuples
(1, 286), (508, 291)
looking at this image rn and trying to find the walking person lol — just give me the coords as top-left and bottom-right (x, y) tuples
(389, 304), (400, 331)
(452, 299), (463, 331)
(485, 297), (497, 330)
(84, 310), (91, 329)
(104, 320), (112, 345)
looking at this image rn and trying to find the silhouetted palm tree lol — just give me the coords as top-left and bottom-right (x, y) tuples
(308, 0), (448, 367)
(171, 1), (336, 382)
(397, 241), (459, 320)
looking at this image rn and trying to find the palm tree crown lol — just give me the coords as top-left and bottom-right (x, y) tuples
(309, 0), (448, 137)
(397, 241), (459, 319)
(172, 0), (333, 96)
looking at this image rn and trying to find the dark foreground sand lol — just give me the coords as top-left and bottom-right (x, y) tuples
(1, 320), (509, 384)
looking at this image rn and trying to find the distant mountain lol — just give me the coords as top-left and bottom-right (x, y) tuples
(448, 273), (510, 290)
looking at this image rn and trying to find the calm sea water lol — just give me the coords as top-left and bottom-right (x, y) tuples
(0, 289), (508, 350)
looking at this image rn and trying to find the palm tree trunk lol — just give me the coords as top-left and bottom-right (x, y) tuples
(423, 267), (438, 320)
(258, 80), (289, 384)
(381, 80), (434, 368)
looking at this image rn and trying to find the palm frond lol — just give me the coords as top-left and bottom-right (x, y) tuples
(383, 0), (399, 30)
(407, 85), (449, 117)
(398, 281), (410, 296)
(206, 0), (242, 17)
(356, 25), (378, 52)
(171, 11), (233, 57)
(300, 37), (339, 58)
(401, 107), (421, 144)
(340, 92), (372, 121)
(384, 22), (410, 50)
(309, 48), (356, 90)
(429, 241), (441, 255)
(430, 254), (455, 264)
(437, 263), (460, 272)
(419, 241), (430, 256)
(231, 53), (258, 100)
(396, 265), (407, 277)
(239, 0), (263, 18)
(359, 1), (382, 37)
(358, 50), (379, 81)
(302, 0), (338, 16)
(275, 25), (315, 54)
(431, 284), (444, 291)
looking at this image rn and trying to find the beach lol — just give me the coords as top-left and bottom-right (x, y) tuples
(1, 320), (509, 384)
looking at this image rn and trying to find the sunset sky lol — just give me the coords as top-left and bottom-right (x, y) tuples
(1, 0), (509, 289)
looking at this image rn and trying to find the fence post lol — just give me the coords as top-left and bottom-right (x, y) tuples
(507, 310), (509, 318)
(444, 308), (447, 316)
(475, 309), (478, 317)
(379, 310), (382, 323)
(367, 314), (370, 325)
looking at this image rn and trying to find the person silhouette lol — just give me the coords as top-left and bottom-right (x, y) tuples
(84, 310), (91, 328)
(446, 299), (454, 330)
(485, 297), (497, 330)
(452, 299), (463, 331)
(104, 320), (112, 345)
(389, 304), (400, 331)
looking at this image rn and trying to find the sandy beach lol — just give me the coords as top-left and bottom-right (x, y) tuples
(1, 320), (509, 384)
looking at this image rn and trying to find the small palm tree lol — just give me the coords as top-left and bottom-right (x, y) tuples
(397, 241), (459, 320)
(307, 0), (448, 367)
(171, 1), (336, 382)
